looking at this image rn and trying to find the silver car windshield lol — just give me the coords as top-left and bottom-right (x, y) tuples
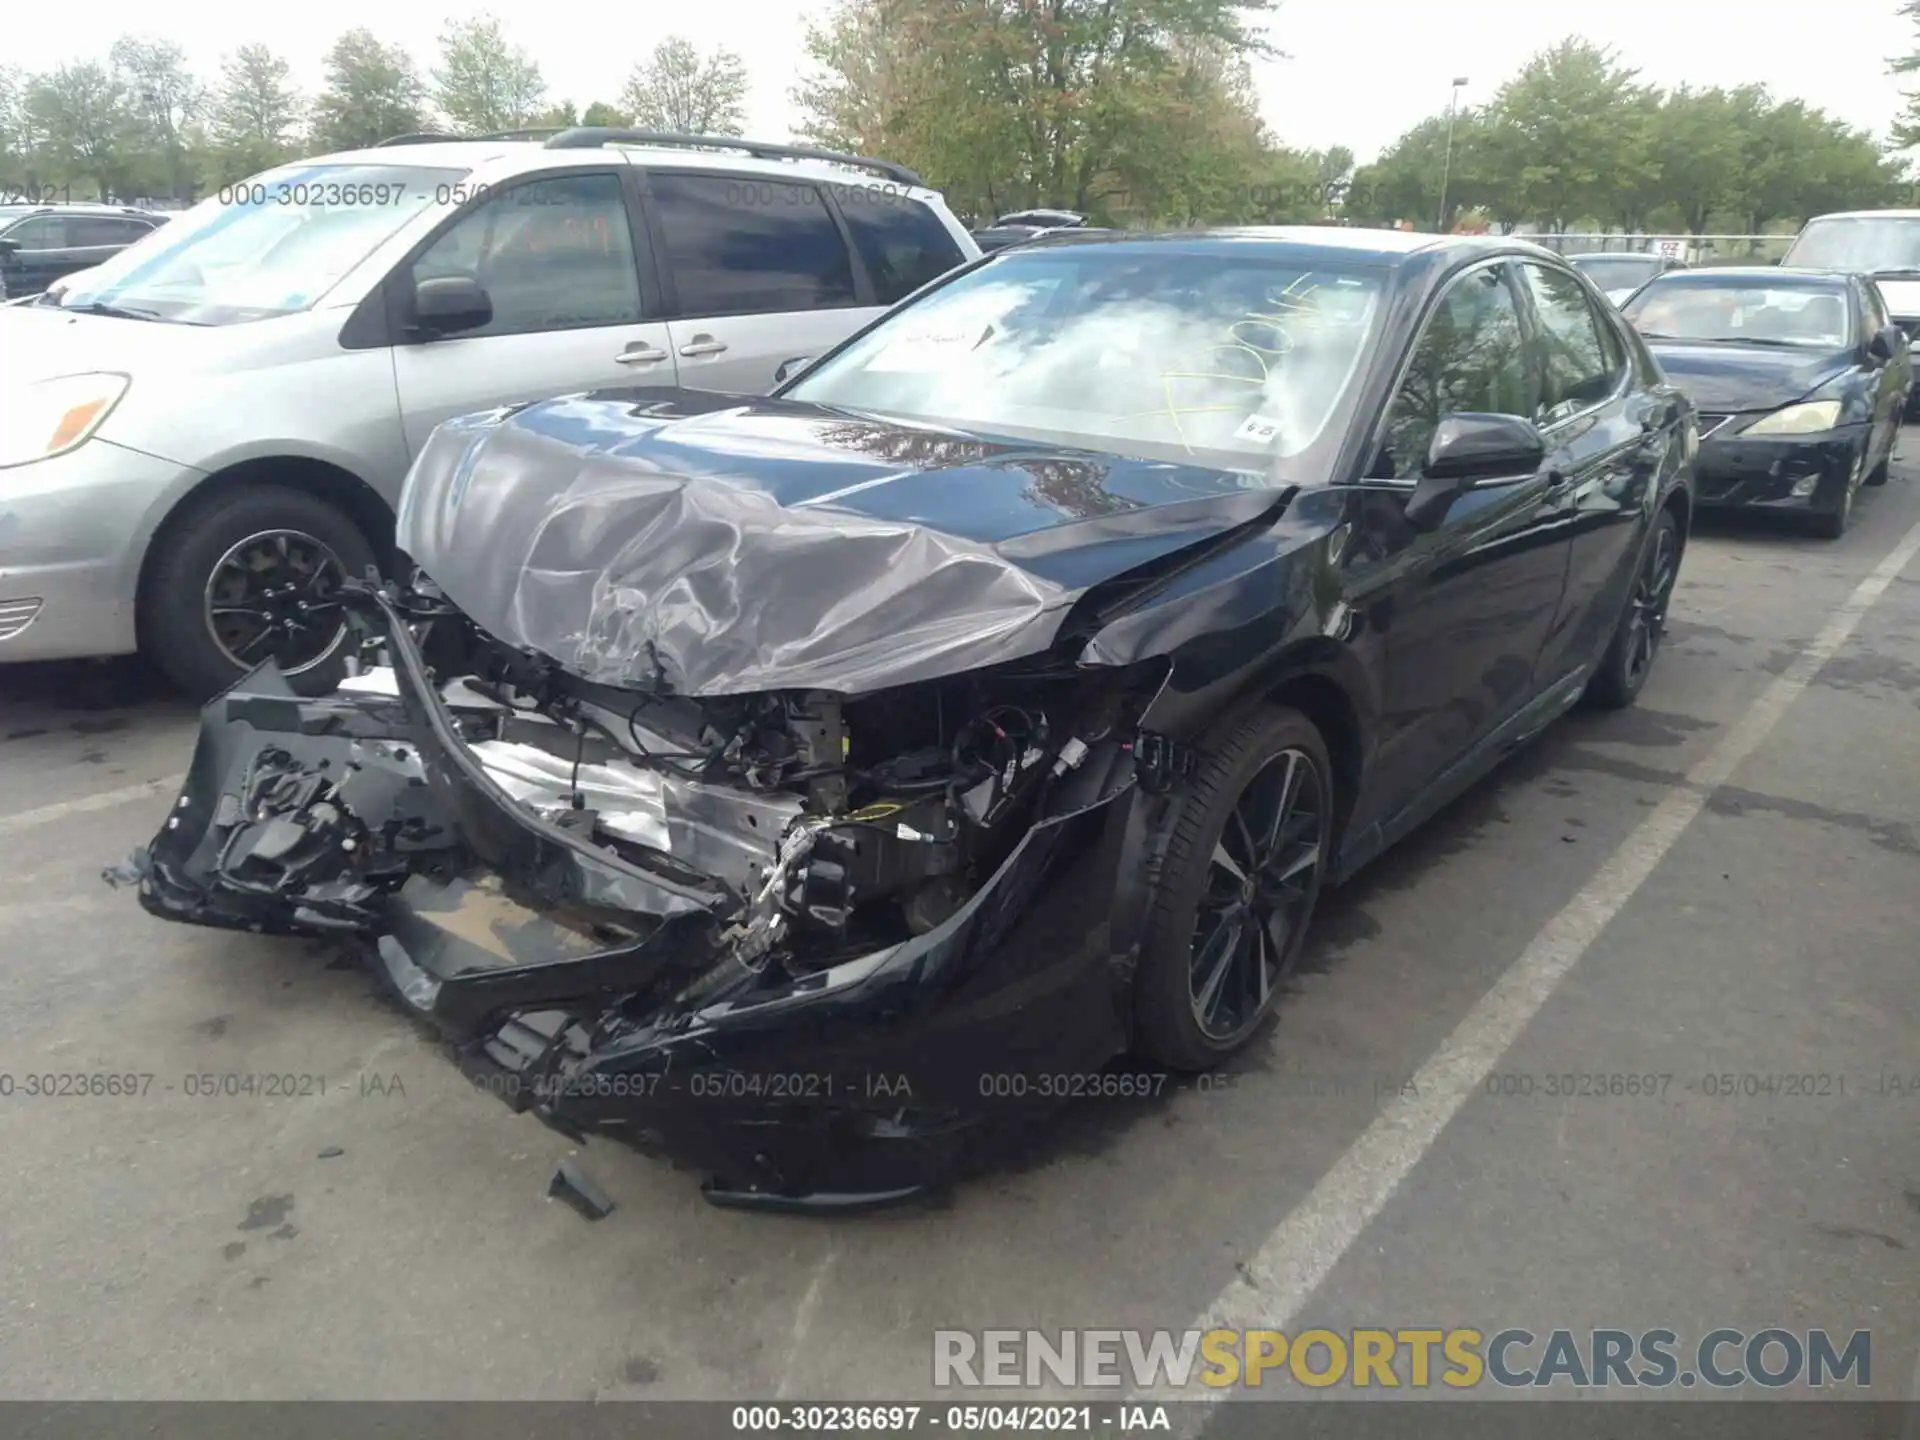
(786, 248), (1385, 472)
(1785, 217), (1920, 272)
(48, 163), (465, 325)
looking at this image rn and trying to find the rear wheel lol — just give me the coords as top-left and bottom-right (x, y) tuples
(141, 485), (377, 702)
(1586, 508), (1680, 710)
(1133, 707), (1333, 1071)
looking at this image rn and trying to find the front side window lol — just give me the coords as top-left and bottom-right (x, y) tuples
(1862, 282), (1891, 334)
(648, 173), (858, 316)
(1622, 280), (1853, 349)
(1376, 264), (1531, 480)
(4, 216), (68, 249)
(48, 163), (463, 325)
(409, 172), (643, 337)
(1520, 263), (1624, 425)
(838, 191), (966, 305)
(786, 247), (1385, 472)
(70, 217), (155, 246)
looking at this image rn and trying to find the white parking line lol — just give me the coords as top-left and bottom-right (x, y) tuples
(0, 774), (187, 839)
(1147, 509), (1920, 1418)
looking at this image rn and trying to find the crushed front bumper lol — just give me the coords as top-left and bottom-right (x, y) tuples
(129, 590), (1137, 1209)
(1692, 426), (1866, 513)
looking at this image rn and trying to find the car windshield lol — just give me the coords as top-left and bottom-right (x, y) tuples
(1572, 256), (1660, 290)
(44, 163), (464, 325)
(1621, 280), (1852, 348)
(785, 247), (1386, 473)
(1784, 217), (1920, 272)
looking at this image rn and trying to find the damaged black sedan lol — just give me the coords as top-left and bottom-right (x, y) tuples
(125, 229), (1695, 1210)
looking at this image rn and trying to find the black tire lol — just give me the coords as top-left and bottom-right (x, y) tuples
(1585, 507), (1681, 710)
(141, 484), (378, 702)
(1133, 706), (1333, 1071)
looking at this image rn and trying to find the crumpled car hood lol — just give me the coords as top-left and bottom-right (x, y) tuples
(396, 388), (1291, 696)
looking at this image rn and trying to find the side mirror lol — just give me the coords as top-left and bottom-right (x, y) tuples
(0, 238), (18, 256)
(408, 274), (492, 338)
(773, 355), (815, 386)
(1405, 413), (1546, 531)
(1867, 327), (1898, 365)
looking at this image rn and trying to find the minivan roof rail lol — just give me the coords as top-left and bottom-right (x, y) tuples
(375, 132), (466, 147)
(541, 127), (922, 186)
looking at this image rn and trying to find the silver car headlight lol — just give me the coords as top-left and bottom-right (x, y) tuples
(0, 373), (130, 469)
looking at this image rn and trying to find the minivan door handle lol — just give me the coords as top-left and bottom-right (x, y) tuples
(678, 336), (729, 357)
(616, 344), (669, 365)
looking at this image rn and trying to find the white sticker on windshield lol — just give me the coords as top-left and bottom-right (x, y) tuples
(866, 324), (994, 373)
(1234, 414), (1283, 445)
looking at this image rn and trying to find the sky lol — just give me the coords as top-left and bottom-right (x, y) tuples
(12, 0), (1917, 164)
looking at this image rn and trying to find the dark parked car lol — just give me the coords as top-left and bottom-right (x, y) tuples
(126, 229), (1694, 1209)
(1565, 251), (1687, 305)
(1620, 266), (1908, 537)
(0, 203), (166, 298)
(972, 207), (1092, 252)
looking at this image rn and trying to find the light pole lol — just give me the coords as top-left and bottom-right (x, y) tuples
(1436, 76), (1468, 233)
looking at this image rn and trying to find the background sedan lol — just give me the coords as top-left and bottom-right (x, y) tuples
(1621, 267), (1910, 537)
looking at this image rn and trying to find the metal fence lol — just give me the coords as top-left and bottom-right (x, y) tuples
(1518, 233), (1794, 265)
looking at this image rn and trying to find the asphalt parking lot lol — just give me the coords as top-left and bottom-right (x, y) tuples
(1, 451), (1917, 1407)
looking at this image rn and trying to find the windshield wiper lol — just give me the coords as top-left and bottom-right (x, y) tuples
(1870, 267), (1920, 279)
(60, 300), (169, 322)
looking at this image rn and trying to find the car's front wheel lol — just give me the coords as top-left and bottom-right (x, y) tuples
(1133, 707), (1333, 1071)
(141, 484), (377, 702)
(1586, 507), (1681, 710)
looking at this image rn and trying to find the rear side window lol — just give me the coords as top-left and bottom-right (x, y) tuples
(838, 191), (965, 304)
(647, 172), (857, 316)
(1862, 281), (1891, 334)
(1519, 262), (1625, 425)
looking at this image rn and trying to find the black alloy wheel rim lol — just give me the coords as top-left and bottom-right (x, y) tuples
(1623, 523), (1679, 689)
(1189, 749), (1325, 1042)
(203, 529), (349, 675)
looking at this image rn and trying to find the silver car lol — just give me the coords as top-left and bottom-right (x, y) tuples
(0, 128), (976, 698)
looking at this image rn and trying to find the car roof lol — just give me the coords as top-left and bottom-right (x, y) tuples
(1012, 225), (1565, 266)
(1564, 251), (1662, 261)
(303, 135), (949, 203)
(1644, 265), (1847, 285)
(1801, 210), (1920, 223)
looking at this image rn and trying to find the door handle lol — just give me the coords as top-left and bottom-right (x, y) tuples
(616, 346), (668, 365)
(678, 338), (729, 357)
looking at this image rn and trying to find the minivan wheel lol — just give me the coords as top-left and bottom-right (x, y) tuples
(142, 485), (377, 702)
(1585, 508), (1680, 710)
(1133, 707), (1332, 1072)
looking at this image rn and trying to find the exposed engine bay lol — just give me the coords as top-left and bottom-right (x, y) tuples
(138, 574), (1158, 1007)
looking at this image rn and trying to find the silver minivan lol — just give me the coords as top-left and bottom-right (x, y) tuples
(0, 129), (976, 698)
(1783, 210), (1920, 411)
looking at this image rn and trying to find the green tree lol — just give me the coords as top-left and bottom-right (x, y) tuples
(619, 36), (749, 135)
(26, 63), (134, 199)
(796, 0), (1277, 222)
(110, 36), (203, 201)
(1891, 0), (1920, 147)
(432, 14), (546, 133)
(310, 29), (427, 151)
(1483, 39), (1647, 232)
(205, 44), (304, 185)
(1646, 86), (1741, 236)
(581, 100), (628, 127)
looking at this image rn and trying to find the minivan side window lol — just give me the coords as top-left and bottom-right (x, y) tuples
(1519, 262), (1625, 425)
(1376, 264), (1531, 480)
(647, 172), (858, 316)
(71, 217), (155, 247)
(408, 172), (643, 338)
(3, 216), (68, 249)
(837, 191), (966, 304)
